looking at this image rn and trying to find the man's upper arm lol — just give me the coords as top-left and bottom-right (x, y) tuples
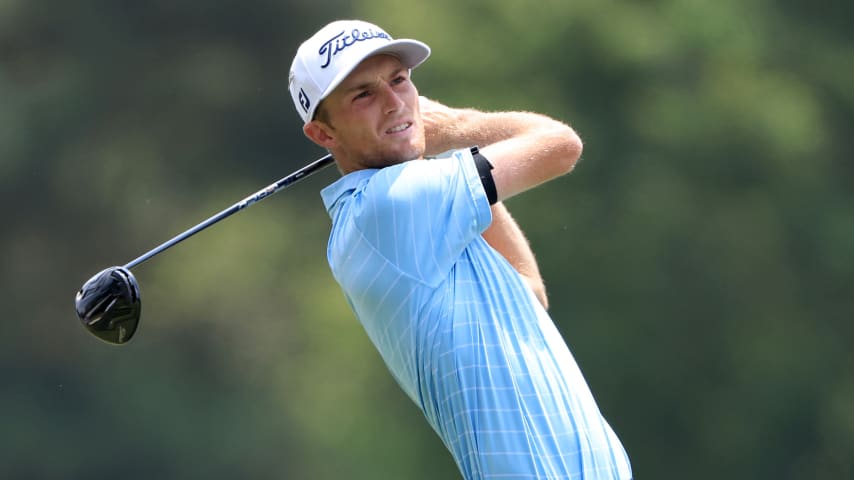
(354, 150), (493, 284)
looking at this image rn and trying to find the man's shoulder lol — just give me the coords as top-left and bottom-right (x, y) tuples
(322, 148), (478, 217)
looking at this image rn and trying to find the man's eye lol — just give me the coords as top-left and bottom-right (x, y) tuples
(392, 76), (407, 85)
(354, 91), (371, 100)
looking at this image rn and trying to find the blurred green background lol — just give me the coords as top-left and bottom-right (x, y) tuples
(2, 0), (852, 478)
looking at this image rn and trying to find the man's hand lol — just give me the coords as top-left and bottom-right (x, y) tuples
(420, 96), (469, 156)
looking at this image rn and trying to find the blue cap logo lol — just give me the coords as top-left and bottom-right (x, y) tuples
(298, 88), (311, 113)
(318, 28), (391, 69)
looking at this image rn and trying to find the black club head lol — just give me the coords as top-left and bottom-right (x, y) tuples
(75, 266), (141, 344)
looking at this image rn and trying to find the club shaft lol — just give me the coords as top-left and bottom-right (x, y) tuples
(124, 154), (334, 269)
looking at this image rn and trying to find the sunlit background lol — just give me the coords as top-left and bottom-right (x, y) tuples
(2, 0), (852, 478)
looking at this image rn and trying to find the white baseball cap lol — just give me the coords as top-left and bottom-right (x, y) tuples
(288, 20), (431, 124)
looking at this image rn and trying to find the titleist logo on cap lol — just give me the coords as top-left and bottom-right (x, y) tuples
(318, 28), (391, 68)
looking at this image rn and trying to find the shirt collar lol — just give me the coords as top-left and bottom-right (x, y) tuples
(320, 169), (377, 215)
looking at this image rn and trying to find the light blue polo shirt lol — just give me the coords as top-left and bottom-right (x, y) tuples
(321, 148), (632, 479)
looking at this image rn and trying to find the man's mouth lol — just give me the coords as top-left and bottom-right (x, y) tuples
(386, 122), (412, 134)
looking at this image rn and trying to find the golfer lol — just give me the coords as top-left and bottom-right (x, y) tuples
(289, 20), (632, 479)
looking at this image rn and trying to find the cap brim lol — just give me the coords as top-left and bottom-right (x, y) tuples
(317, 39), (431, 115)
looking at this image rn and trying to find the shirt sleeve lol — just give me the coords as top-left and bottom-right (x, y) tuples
(353, 148), (493, 286)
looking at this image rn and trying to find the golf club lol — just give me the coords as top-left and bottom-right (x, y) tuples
(75, 153), (335, 345)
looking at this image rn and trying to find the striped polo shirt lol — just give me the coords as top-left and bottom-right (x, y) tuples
(320, 148), (632, 479)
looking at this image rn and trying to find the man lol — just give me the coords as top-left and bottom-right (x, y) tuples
(289, 19), (632, 479)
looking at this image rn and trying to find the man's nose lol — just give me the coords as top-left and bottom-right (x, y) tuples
(380, 84), (405, 115)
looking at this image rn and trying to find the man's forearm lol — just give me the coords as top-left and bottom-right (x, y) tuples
(420, 96), (581, 202)
(421, 96), (548, 155)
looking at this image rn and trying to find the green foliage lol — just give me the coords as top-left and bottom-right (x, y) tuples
(1, 0), (851, 478)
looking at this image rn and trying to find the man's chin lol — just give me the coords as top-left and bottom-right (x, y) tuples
(378, 144), (425, 166)
(341, 140), (426, 171)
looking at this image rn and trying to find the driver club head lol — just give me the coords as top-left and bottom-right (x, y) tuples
(75, 266), (141, 344)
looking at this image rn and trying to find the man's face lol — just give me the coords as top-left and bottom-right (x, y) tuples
(309, 54), (425, 171)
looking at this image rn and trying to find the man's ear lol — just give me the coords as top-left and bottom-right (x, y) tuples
(303, 121), (337, 150)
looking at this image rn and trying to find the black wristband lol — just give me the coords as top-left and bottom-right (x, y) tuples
(471, 146), (498, 205)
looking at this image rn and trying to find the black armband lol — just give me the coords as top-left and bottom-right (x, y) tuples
(470, 146), (498, 205)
